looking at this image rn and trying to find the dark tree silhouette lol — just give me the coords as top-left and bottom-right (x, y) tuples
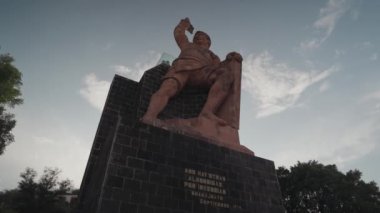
(0, 167), (74, 213)
(0, 53), (23, 154)
(277, 161), (380, 212)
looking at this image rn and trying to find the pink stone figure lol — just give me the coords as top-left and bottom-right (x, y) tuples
(141, 18), (247, 153)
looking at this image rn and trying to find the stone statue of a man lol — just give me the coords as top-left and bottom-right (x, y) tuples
(142, 18), (242, 129)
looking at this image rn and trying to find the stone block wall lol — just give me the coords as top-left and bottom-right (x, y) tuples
(95, 123), (283, 213)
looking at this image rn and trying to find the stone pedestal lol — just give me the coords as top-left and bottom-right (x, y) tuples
(78, 64), (284, 213)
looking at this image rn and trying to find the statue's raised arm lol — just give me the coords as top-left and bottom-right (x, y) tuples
(174, 18), (194, 50)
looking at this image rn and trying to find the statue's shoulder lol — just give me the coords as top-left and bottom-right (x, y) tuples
(179, 42), (196, 50)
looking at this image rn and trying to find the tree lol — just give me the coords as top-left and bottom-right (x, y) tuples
(0, 106), (16, 155)
(277, 161), (380, 212)
(0, 54), (23, 106)
(16, 168), (38, 212)
(0, 167), (75, 213)
(0, 53), (23, 155)
(0, 189), (19, 213)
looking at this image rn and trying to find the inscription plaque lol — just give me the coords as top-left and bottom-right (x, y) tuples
(184, 168), (242, 209)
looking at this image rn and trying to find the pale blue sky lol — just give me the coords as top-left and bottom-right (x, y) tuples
(0, 0), (379, 190)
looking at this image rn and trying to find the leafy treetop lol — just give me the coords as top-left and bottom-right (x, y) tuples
(0, 54), (23, 107)
(277, 160), (380, 213)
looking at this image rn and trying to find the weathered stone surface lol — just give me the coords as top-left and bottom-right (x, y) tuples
(78, 69), (284, 212)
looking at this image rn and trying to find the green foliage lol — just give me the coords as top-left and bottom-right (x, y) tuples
(0, 106), (16, 154)
(277, 161), (380, 212)
(0, 53), (23, 155)
(0, 167), (76, 213)
(0, 54), (23, 107)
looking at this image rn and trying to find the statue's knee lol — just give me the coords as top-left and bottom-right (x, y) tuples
(157, 80), (179, 97)
(226, 52), (243, 62)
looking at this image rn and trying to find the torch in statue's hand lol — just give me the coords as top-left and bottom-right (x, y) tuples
(182, 17), (194, 34)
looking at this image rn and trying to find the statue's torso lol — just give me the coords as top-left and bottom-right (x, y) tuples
(172, 43), (217, 72)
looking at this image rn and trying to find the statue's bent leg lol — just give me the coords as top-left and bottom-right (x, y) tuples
(200, 70), (234, 125)
(216, 52), (243, 129)
(141, 78), (181, 122)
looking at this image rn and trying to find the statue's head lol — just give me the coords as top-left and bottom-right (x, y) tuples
(193, 31), (211, 48)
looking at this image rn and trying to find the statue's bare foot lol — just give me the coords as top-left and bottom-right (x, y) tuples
(199, 112), (228, 126)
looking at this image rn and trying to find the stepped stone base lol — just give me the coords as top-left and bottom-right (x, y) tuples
(80, 121), (284, 213)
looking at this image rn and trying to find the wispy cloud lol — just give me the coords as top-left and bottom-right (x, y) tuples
(242, 51), (338, 118)
(357, 41), (373, 49)
(80, 51), (162, 111)
(361, 90), (380, 114)
(33, 136), (55, 145)
(319, 81), (330, 92)
(321, 120), (379, 165)
(112, 51), (161, 81)
(79, 73), (111, 111)
(334, 49), (346, 58)
(275, 117), (380, 169)
(370, 53), (378, 61)
(362, 90), (380, 102)
(275, 90), (380, 168)
(350, 9), (360, 21)
(300, 0), (350, 51)
(103, 42), (114, 51)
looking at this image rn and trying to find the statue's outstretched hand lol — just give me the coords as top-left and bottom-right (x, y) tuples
(181, 17), (194, 34)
